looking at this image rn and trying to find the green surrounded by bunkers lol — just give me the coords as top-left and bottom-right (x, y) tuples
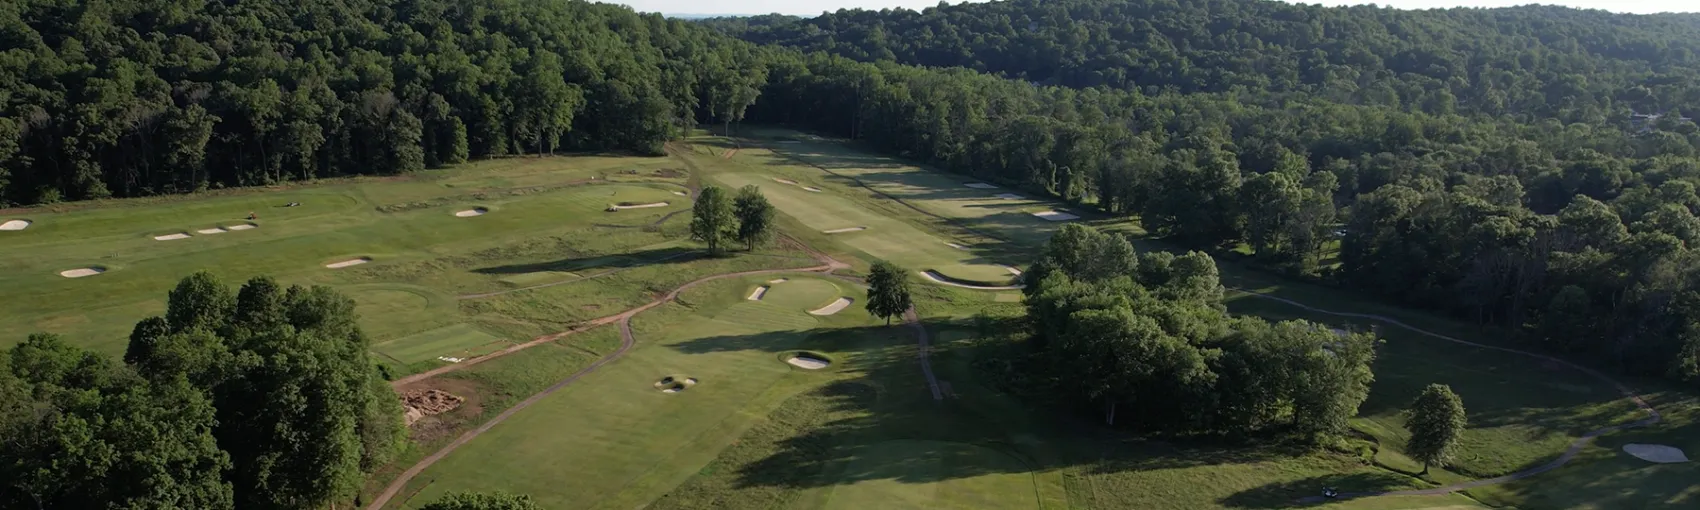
(4, 130), (1694, 510)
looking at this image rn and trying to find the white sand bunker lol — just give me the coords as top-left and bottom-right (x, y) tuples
(154, 233), (191, 241)
(920, 270), (1026, 290)
(1005, 266), (1024, 276)
(325, 257), (372, 269)
(809, 297), (853, 316)
(226, 224), (256, 231)
(965, 183), (998, 189)
(672, 191), (688, 196)
(607, 202), (669, 211)
(748, 286), (770, 301)
(945, 242), (968, 250)
(774, 177), (800, 185)
(1033, 210), (1080, 222)
(197, 227), (228, 235)
(0, 219), (30, 231)
(786, 355), (830, 370)
(59, 267), (105, 278)
(802, 186), (823, 192)
(454, 207), (488, 217)
(823, 226), (867, 234)
(655, 376), (699, 393)
(768, 278), (789, 284)
(1623, 444), (1690, 463)
(995, 193), (1024, 200)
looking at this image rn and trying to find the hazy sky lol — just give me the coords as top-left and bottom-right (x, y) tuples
(617, 0), (1697, 16)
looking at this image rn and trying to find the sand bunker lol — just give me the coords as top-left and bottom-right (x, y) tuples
(965, 183), (998, 189)
(454, 207), (488, 217)
(808, 297), (853, 316)
(995, 193), (1024, 200)
(748, 286), (770, 300)
(823, 226), (867, 234)
(1005, 266), (1024, 276)
(0, 219), (30, 231)
(672, 191), (688, 196)
(154, 233), (191, 241)
(607, 202), (669, 211)
(768, 278), (789, 284)
(774, 177), (800, 185)
(197, 227), (228, 235)
(402, 389), (465, 426)
(945, 242), (968, 250)
(920, 270), (1026, 290)
(325, 257), (372, 269)
(226, 224), (256, 231)
(655, 376), (699, 393)
(1623, 444), (1690, 463)
(802, 186), (823, 192)
(59, 267), (105, 278)
(786, 354), (830, 370)
(1033, 210), (1080, 222)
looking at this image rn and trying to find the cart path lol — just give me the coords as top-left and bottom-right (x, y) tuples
(370, 242), (847, 509)
(1229, 289), (1663, 502)
(905, 308), (945, 401)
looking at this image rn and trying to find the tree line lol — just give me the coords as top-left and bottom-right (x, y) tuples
(0, 272), (400, 509)
(0, 0), (767, 204)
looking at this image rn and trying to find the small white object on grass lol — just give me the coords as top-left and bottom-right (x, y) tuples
(325, 257), (371, 269)
(1032, 210), (1080, 222)
(1623, 444), (1690, 463)
(822, 226), (867, 234)
(154, 233), (191, 241)
(965, 183), (998, 189)
(747, 286), (769, 301)
(59, 268), (105, 278)
(0, 219), (30, 231)
(808, 297), (853, 316)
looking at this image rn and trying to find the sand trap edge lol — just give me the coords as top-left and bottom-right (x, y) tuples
(325, 257), (373, 269)
(822, 226), (867, 234)
(808, 297), (853, 316)
(0, 219), (30, 231)
(154, 232), (191, 241)
(454, 207), (489, 217)
(59, 267), (106, 278)
(747, 286), (769, 301)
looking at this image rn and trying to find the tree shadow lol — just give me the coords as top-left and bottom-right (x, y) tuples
(470, 247), (701, 275)
(1218, 472), (1418, 508)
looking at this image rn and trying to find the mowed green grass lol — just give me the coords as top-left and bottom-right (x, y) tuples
(389, 275), (882, 510)
(373, 324), (510, 364)
(814, 440), (1040, 510)
(756, 278), (845, 311)
(710, 171), (1016, 284)
(0, 156), (685, 359)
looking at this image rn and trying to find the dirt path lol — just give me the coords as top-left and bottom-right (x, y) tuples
(1229, 290), (1664, 502)
(370, 241), (847, 509)
(905, 308), (945, 401)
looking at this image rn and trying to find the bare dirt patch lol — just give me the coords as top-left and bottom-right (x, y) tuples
(396, 378), (485, 442)
(402, 389), (466, 426)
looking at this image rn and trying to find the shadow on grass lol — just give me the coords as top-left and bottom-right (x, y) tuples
(471, 247), (701, 275)
(1218, 472), (1417, 508)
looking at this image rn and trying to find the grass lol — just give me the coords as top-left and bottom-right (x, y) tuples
(373, 324), (510, 364)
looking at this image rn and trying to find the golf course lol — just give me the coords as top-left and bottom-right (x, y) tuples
(3, 129), (1694, 510)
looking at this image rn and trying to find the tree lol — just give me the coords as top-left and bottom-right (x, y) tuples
(865, 261), (913, 325)
(167, 271), (234, 333)
(419, 491), (543, 510)
(690, 186), (738, 256)
(1406, 384), (1468, 474)
(733, 184), (777, 251)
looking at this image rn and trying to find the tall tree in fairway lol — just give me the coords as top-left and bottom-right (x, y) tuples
(866, 261), (913, 325)
(733, 184), (777, 251)
(691, 186), (738, 256)
(1406, 383), (1468, 474)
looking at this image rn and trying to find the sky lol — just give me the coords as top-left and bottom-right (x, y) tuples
(616, 0), (1696, 17)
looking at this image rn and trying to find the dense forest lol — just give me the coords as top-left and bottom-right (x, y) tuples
(719, 1), (1700, 387)
(0, 0), (768, 204)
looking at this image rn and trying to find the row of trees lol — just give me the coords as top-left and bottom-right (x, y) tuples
(1020, 225), (1378, 439)
(0, 0), (770, 204)
(0, 272), (401, 509)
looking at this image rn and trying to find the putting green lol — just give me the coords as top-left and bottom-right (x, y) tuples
(711, 172), (1015, 284)
(373, 323), (509, 364)
(759, 278), (843, 311)
(817, 440), (1040, 510)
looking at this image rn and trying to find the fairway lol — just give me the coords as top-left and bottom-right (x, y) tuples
(817, 440), (1041, 510)
(710, 171), (1018, 285)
